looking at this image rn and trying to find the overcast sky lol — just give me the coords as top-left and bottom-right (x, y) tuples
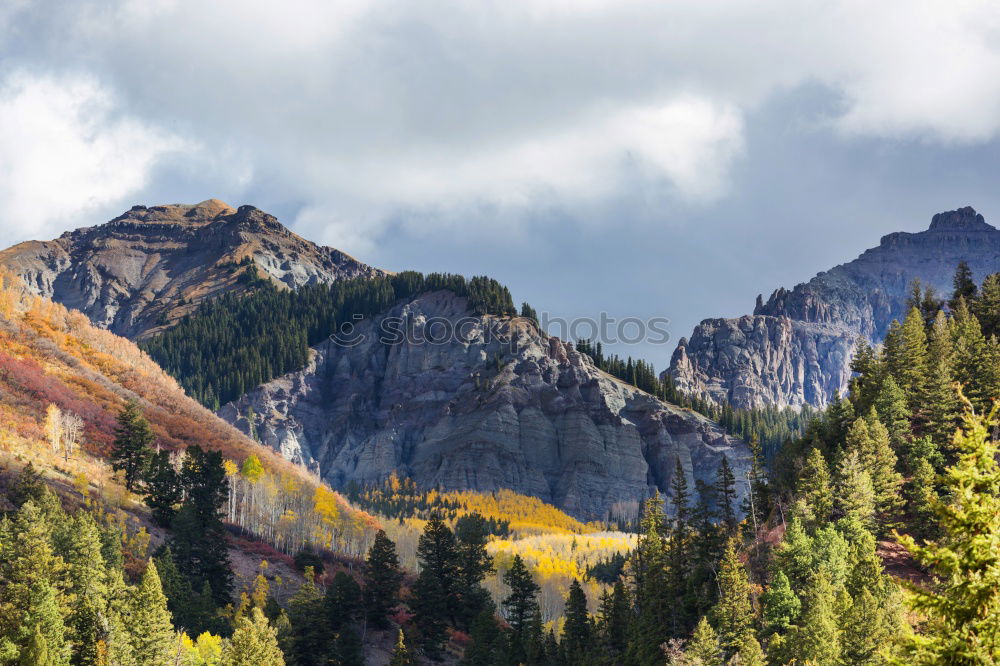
(3, 0), (1000, 365)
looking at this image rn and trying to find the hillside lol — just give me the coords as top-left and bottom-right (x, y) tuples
(0, 200), (381, 339)
(668, 206), (1000, 408)
(0, 268), (379, 559)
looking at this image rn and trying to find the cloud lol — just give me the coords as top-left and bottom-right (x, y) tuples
(3, 0), (1000, 249)
(0, 71), (186, 245)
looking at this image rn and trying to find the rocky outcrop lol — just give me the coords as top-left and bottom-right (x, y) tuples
(668, 206), (1000, 409)
(221, 290), (749, 520)
(0, 200), (381, 338)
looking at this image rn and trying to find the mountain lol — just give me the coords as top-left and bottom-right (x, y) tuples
(667, 206), (1000, 409)
(220, 289), (750, 521)
(0, 199), (381, 339)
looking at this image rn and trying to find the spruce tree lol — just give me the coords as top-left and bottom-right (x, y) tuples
(123, 560), (176, 665)
(223, 607), (285, 666)
(874, 375), (910, 453)
(143, 449), (182, 527)
(110, 400), (155, 492)
(629, 494), (670, 665)
(325, 572), (362, 631)
(364, 530), (402, 628)
(501, 555), (539, 634)
(412, 515), (460, 658)
(795, 448), (833, 529)
(974, 272), (1000, 339)
(684, 617), (722, 666)
(897, 405), (1000, 662)
(287, 569), (330, 666)
(835, 449), (876, 531)
(792, 569), (841, 666)
(760, 570), (800, 634)
(561, 579), (592, 660)
(950, 261), (977, 311)
(712, 537), (753, 657)
(453, 513), (495, 630)
(715, 456), (737, 532)
(389, 629), (414, 666)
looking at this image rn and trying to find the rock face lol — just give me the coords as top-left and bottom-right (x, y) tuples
(0, 200), (380, 338)
(221, 290), (749, 520)
(668, 206), (1000, 409)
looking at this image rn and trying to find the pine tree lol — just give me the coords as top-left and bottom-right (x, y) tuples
(760, 570), (800, 634)
(501, 555), (539, 634)
(874, 375), (910, 453)
(332, 627), (364, 666)
(364, 530), (402, 629)
(950, 261), (977, 311)
(712, 537), (753, 657)
(841, 588), (893, 665)
(20, 624), (53, 666)
(730, 632), (766, 666)
(144, 449), (182, 526)
(974, 272), (1000, 339)
(795, 448), (833, 529)
(792, 569), (841, 666)
(685, 617), (722, 666)
(629, 494), (671, 665)
(110, 400), (155, 492)
(835, 449), (876, 531)
(223, 607), (285, 666)
(412, 515), (460, 658)
(597, 580), (629, 656)
(453, 513), (495, 630)
(715, 456), (737, 532)
(123, 560), (176, 665)
(561, 579), (592, 660)
(896, 307), (930, 415)
(897, 404), (1000, 662)
(925, 311), (961, 446)
(326, 572), (362, 631)
(287, 569), (330, 666)
(463, 610), (503, 666)
(389, 629), (414, 666)
(59, 512), (108, 666)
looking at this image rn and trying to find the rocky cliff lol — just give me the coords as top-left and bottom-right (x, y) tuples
(0, 200), (380, 338)
(221, 290), (749, 520)
(667, 207), (1000, 409)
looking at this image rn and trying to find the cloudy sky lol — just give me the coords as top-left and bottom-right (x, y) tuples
(3, 0), (1000, 364)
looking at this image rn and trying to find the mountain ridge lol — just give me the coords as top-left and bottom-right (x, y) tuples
(667, 206), (1000, 409)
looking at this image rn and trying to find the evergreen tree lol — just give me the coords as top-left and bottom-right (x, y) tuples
(792, 569), (841, 666)
(974, 272), (1000, 339)
(462, 610), (503, 666)
(835, 449), (876, 531)
(560, 579), (592, 660)
(925, 311), (961, 446)
(596, 580), (629, 657)
(110, 400), (155, 492)
(896, 307), (930, 415)
(223, 607), (285, 666)
(897, 405), (1000, 662)
(388, 629), (414, 666)
(760, 570), (800, 634)
(841, 588), (893, 665)
(363, 530), (402, 629)
(412, 515), (460, 659)
(712, 537), (753, 658)
(950, 261), (977, 311)
(629, 494), (671, 665)
(874, 375), (910, 453)
(453, 513), (495, 630)
(715, 456), (737, 532)
(795, 448), (833, 528)
(325, 572), (362, 631)
(685, 617), (722, 666)
(122, 560), (175, 665)
(143, 449), (182, 526)
(287, 569), (330, 666)
(501, 555), (539, 635)
(331, 627), (364, 666)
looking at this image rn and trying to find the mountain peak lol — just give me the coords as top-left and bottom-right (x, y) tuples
(928, 206), (995, 232)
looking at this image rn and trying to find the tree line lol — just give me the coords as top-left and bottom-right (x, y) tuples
(141, 271), (521, 408)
